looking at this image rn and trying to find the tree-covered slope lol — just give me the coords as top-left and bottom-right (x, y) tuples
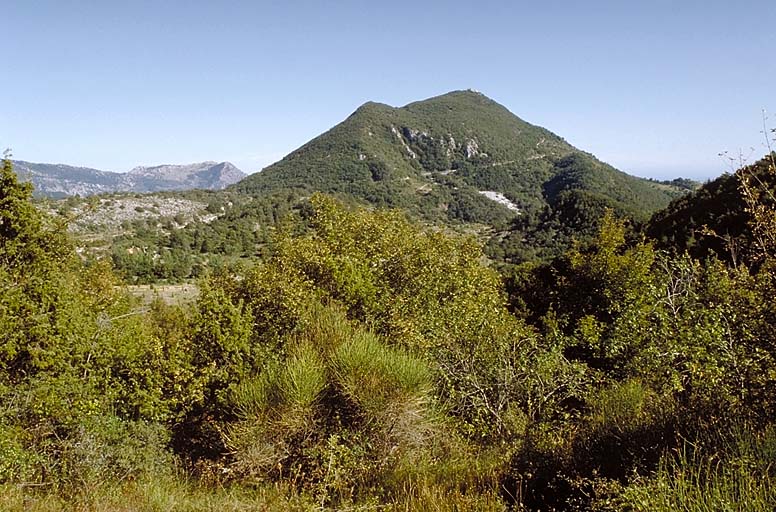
(647, 153), (776, 265)
(235, 90), (688, 261)
(43, 91), (694, 282)
(236, 91), (567, 199)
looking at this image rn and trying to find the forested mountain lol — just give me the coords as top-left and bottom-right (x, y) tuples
(37, 91), (699, 282)
(29, 91), (700, 284)
(235, 90), (690, 261)
(13, 160), (246, 197)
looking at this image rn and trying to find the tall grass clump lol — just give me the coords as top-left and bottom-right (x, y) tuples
(333, 331), (432, 419)
(280, 343), (327, 410)
(615, 424), (776, 511)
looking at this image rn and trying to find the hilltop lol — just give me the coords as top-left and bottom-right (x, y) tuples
(235, 90), (690, 260)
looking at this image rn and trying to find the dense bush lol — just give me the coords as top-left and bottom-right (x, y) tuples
(0, 159), (191, 499)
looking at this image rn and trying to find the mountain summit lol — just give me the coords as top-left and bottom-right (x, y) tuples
(235, 90), (688, 260)
(125, 161), (246, 192)
(237, 90), (574, 201)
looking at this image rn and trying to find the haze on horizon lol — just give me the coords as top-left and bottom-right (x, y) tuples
(3, 0), (774, 181)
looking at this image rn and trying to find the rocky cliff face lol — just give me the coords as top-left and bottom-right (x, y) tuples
(12, 160), (247, 197)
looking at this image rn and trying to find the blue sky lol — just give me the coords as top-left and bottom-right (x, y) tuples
(2, 1), (774, 180)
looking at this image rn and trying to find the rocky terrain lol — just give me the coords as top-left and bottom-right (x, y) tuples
(49, 195), (218, 235)
(125, 161), (245, 192)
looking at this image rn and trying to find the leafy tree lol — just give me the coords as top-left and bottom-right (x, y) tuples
(0, 157), (188, 492)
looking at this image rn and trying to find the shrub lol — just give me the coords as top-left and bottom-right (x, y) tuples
(225, 303), (440, 505)
(333, 331), (431, 419)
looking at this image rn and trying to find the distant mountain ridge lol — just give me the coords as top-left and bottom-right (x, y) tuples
(13, 160), (246, 197)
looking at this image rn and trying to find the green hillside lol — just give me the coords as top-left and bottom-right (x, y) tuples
(647, 153), (776, 266)
(237, 91), (567, 196)
(47, 91), (695, 283)
(235, 90), (688, 261)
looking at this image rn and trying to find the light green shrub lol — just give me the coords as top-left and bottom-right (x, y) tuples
(333, 331), (432, 419)
(280, 343), (327, 410)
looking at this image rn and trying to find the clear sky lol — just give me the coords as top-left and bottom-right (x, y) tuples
(3, 0), (774, 180)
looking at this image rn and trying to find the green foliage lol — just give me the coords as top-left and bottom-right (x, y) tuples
(0, 158), (187, 494)
(224, 304), (439, 505)
(179, 195), (586, 506)
(572, 380), (676, 479)
(0, 159), (70, 269)
(522, 210), (776, 421)
(0, 423), (38, 484)
(270, 194), (509, 352)
(228, 91), (683, 267)
(517, 211), (657, 373)
(189, 279), (255, 409)
(281, 343), (327, 410)
(333, 331), (431, 418)
(499, 193), (776, 509)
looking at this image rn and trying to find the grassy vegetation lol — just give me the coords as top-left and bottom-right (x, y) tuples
(617, 425), (776, 511)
